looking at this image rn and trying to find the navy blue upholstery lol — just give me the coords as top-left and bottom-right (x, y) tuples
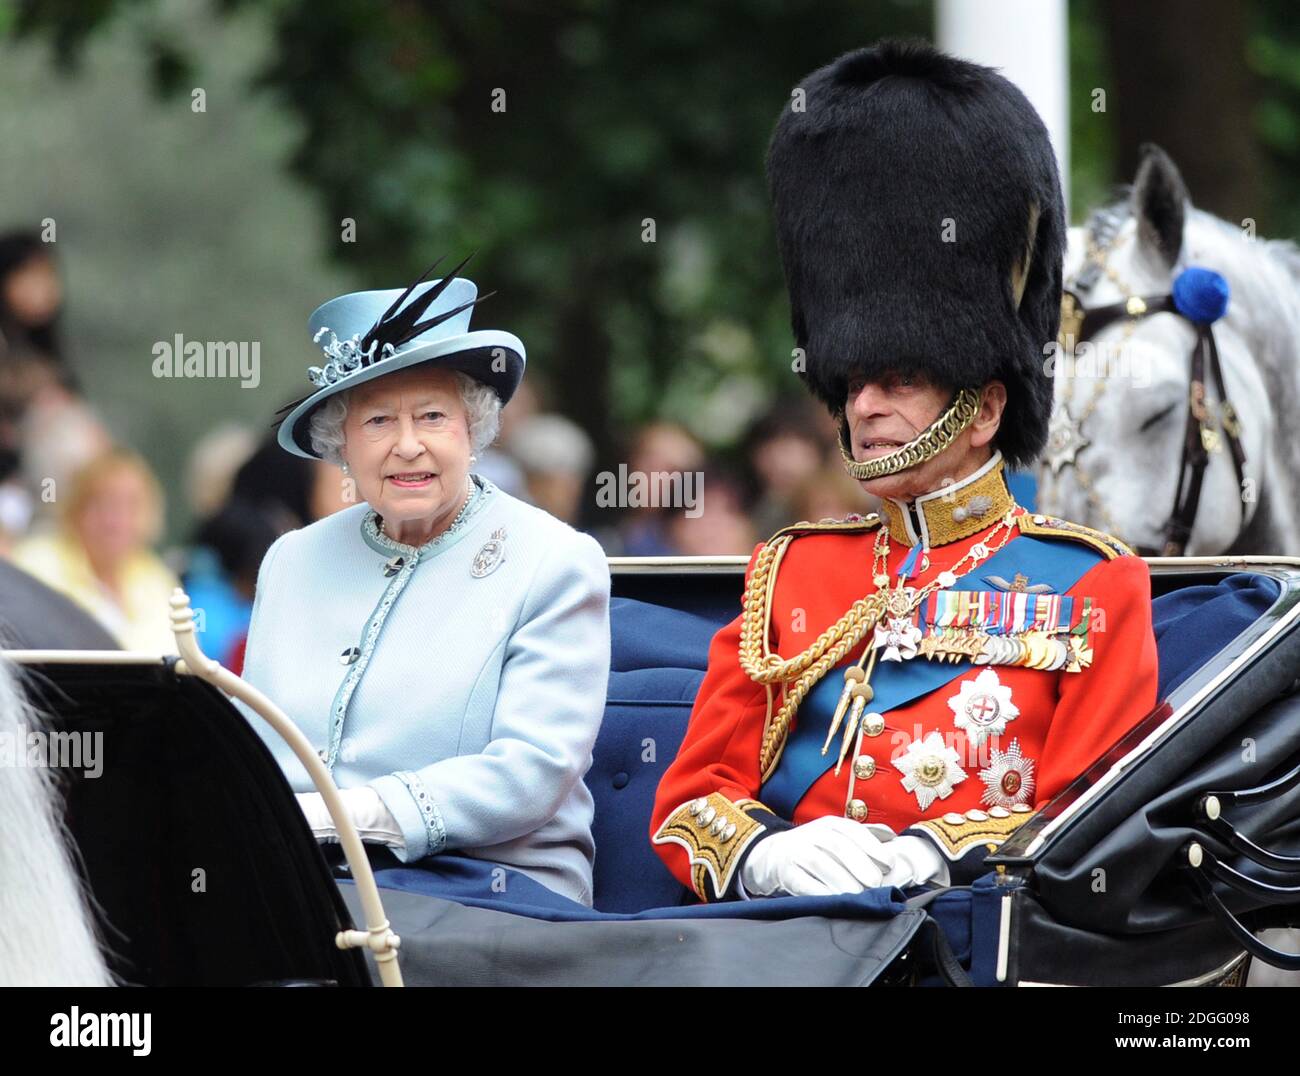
(584, 572), (1281, 913)
(1152, 573), (1279, 698)
(587, 597), (715, 912)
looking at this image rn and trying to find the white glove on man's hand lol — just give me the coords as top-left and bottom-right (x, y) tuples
(740, 816), (949, 897)
(877, 832), (951, 889)
(294, 788), (405, 851)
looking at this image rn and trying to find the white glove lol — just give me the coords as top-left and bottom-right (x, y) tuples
(877, 832), (951, 889)
(740, 816), (949, 898)
(294, 787), (405, 851)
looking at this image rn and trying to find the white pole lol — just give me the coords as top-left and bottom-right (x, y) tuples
(936, 0), (1071, 213)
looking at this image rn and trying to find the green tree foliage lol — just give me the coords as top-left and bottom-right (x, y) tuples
(14, 0), (932, 462)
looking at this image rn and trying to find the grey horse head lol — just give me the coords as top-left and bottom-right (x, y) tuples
(1036, 145), (1300, 556)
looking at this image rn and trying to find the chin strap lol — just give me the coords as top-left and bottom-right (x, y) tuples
(838, 387), (982, 481)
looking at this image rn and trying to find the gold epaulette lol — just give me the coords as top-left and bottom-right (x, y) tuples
(763, 512), (882, 547)
(913, 807), (1036, 860)
(652, 793), (772, 901)
(1015, 513), (1134, 560)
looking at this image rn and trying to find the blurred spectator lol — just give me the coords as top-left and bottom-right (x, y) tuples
(186, 433), (351, 672)
(744, 399), (832, 538)
(9, 447), (179, 652)
(20, 378), (112, 480)
(12, 354), (113, 535)
(508, 413), (594, 525)
(0, 234), (105, 550)
(185, 423), (258, 521)
(0, 231), (67, 371)
(789, 466), (880, 525)
(474, 378), (539, 498)
(615, 421), (706, 555)
(664, 462), (757, 556)
(222, 434), (333, 534)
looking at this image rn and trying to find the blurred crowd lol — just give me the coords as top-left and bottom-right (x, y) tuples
(0, 232), (873, 663)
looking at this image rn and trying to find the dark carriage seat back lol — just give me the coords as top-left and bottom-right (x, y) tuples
(585, 571), (1282, 913)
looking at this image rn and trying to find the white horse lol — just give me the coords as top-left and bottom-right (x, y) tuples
(1036, 145), (1300, 556)
(0, 656), (113, 986)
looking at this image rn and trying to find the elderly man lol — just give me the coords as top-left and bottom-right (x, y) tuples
(651, 40), (1158, 901)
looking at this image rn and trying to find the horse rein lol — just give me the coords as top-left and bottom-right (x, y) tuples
(1057, 217), (1248, 557)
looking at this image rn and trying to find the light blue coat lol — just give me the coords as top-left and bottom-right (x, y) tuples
(235, 475), (611, 905)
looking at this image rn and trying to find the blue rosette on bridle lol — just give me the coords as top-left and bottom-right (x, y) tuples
(1172, 266), (1230, 324)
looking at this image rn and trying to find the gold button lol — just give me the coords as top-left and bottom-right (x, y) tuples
(863, 712), (886, 737)
(852, 756), (876, 780)
(846, 799), (868, 821)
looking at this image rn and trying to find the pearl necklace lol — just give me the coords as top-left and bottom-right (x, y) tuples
(376, 475), (477, 551)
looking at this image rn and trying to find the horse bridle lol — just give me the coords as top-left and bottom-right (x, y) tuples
(1056, 211), (1248, 557)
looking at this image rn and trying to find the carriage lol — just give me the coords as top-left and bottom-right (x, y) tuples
(6, 550), (1300, 988)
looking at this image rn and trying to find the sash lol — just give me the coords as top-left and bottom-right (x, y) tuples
(760, 534), (1104, 817)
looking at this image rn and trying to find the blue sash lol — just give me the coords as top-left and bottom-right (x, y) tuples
(760, 534), (1104, 817)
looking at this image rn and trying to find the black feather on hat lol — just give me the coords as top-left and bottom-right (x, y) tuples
(766, 38), (1065, 467)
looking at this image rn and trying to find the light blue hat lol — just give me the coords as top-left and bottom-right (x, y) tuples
(275, 255), (525, 459)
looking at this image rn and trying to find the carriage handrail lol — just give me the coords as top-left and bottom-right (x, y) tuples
(1182, 842), (1300, 970)
(167, 588), (404, 987)
(1192, 766), (1300, 873)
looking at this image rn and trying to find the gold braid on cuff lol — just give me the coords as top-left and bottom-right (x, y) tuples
(652, 793), (771, 901)
(838, 387), (982, 481)
(913, 808), (1035, 860)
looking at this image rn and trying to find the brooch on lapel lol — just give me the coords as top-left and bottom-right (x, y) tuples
(471, 528), (507, 578)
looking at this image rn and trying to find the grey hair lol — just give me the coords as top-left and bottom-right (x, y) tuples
(307, 370), (502, 466)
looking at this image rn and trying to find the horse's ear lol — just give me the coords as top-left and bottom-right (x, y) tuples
(1130, 143), (1188, 271)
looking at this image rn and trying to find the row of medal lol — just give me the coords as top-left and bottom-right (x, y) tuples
(913, 590), (1095, 673)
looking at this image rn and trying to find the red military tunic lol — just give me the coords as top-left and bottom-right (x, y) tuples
(650, 467), (1159, 901)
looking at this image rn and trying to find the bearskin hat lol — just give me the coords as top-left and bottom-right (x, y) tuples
(766, 39), (1065, 467)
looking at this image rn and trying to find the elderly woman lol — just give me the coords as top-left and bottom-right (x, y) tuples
(236, 261), (611, 907)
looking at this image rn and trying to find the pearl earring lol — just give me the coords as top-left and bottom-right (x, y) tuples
(341, 461), (350, 476)
(469, 455), (478, 465)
